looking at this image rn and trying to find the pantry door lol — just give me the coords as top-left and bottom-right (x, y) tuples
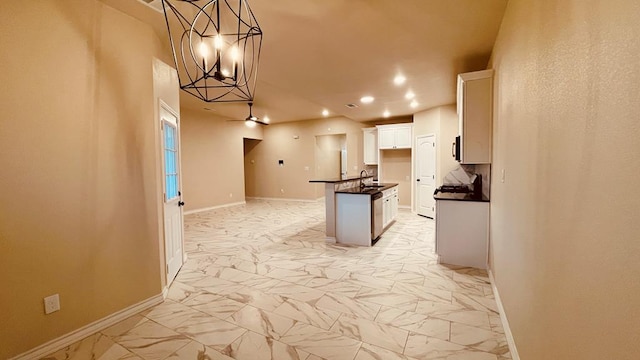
(416, 134), (436, 218)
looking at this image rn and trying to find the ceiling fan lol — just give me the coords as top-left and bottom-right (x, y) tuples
(228, 102), (269, 126)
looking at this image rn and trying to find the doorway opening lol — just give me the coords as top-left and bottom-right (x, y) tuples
(243, 138), (262, 199)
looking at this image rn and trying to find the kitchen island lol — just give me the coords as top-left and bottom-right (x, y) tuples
(335, 183), (398, 246)
(309, 176), (397, 246)
(309, 175), (373, 243)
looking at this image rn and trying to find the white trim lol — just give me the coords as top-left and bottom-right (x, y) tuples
(162, 286), (170, 299)
(488, 269), (521, 360)
(398, 205), (411, 209)
(246, 197), (317, 203)
(183, 201), (246, 215)
(10, 294), (164, 360)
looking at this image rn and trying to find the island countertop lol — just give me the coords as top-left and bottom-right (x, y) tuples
(335, 183), (398, 195)
(309, 175), (373, 183)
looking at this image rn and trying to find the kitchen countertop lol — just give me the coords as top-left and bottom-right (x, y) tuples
(336, 183), (398, 195)
(309, 175), (373, 183)
(434, 192), (490, 202)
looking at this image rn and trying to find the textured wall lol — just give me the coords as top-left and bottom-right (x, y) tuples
(0, 1), (167, 357)
(489, 0), (640, 358)
(247, 117), (365, 200)
(180, 109), (263, 212)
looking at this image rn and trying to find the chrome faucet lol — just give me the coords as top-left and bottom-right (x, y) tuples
(359, 169), (368, 189)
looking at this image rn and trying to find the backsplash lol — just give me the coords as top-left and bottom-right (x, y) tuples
(473, 164), (491, 199)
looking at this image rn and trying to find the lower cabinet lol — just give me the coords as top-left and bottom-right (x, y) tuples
(435, 200), (489, 269)
(382, 186), (399, 229)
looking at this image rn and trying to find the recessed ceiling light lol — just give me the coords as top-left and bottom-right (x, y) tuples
(263, 116), (270, 123)
(405, 90), (415, 100)
(410, 100), (419, 108)
(383, 110), (390, 118)
(322, 109), (329, 117)
(394, 74), (406, 86)
(360, 96), (374, 104)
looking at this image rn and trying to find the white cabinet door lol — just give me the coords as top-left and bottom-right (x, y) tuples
(378, 125), (412, 150)
(392, 194), (398, 220)
(394, 126), (412, 148)
(378, 128), (395, 149)
(435, 200), (489, 269)
(457, 69), (493, 164)
(363, 128), (378, 165)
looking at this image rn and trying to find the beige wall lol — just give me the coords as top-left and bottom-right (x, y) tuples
(315, 134), (345, 180)
(0, 1), (168, 358)
(413, 105), (460, 187)
(180, 109), (263, 212)
(489, 0), (640, 358)
(248, 116), (365, 200)
(380, 149), (412, 207)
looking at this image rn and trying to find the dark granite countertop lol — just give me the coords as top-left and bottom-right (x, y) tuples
(309, 175), (373, 183)
(336, 183), (398, 195)
(434, 192), (490, 202)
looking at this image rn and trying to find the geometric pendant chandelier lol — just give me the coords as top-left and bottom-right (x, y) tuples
(161, 0), (263, 102)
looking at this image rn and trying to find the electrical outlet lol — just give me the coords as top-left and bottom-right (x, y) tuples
(44, 294), (60, 314)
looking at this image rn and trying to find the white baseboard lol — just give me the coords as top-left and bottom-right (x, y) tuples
(398, 205), (411, 209)
(10, 293), (164, 360)
(246, 197), (317, 203)
(488, 269), (521, 360)
(325, 236), (337, 244)
(183, 201), (246, 215)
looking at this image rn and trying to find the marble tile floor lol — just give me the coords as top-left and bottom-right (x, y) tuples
(42, 199), (511, 360)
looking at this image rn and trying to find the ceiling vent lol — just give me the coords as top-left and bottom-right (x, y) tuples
(345, 103), (358, 109)
(138, 0), (163, 13)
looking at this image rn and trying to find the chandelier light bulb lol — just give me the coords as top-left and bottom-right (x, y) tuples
(214, 34), (223, 49)
(221, 68), (230, 77)
(394, 74), (406, 86)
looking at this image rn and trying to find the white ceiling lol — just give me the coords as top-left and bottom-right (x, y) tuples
(104, 0), (508, 123)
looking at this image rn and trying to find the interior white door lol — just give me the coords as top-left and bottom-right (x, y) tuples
(161, 104), (184, 284)
(416, 134), (436, 218)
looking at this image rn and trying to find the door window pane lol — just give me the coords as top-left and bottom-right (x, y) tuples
(164, 122), (179, 201)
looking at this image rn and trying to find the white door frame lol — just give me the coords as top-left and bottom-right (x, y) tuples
(159, 100), (184, 286)
(415, 134), (437, 218)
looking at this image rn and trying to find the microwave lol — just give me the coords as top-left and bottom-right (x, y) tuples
(452, 135), (461, 162)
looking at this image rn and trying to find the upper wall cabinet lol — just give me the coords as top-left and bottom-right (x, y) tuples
(457, 69), (493, 164)
(363, 128), (378, 165)
(377, 124), (413, 150)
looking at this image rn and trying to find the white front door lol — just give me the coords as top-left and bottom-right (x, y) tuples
(416, 134), (436, 218)
(161, 103), (184, 284)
